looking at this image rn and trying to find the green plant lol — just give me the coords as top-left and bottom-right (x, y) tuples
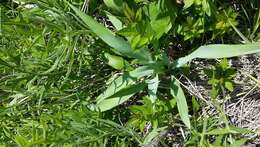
(205, 59), (236, 98)
(128, 96), (176, 132)
(187, 117), (252, 147)
(1, 0), (260, 146)
(69, 0), (260, 130)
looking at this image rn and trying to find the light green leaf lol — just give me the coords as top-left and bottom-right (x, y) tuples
(151, 16), (172, 39)
(170, 76), (191, 129)
(129, 66), (154, 78)
(202, 0), (211, 16)
(192, 96), (200, 113)
(184, 0), (195, 9)
(147, 75), (159, 103)
(131, 35), (142, 49)
(96, 74), (134, 104)
(69, 4), (130, 55)
(176, 43), (260, 67)
(95, 66), (154, 111)
(224, 81), (234, 92)
(147, 2), (172, 39)
(96, 82), (147, 111)
(105, 53), (125, 70)
(106, 12), (123, 30)
(131, 35), (149, 50)
(15, 135), (28, 146)
(69, 4), (149, 61)
(107, 82), (147, 99)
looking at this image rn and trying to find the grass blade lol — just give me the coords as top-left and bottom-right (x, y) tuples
(170, 76), (191, 129)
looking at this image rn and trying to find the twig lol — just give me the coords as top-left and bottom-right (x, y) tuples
(179, 75), (213, 107)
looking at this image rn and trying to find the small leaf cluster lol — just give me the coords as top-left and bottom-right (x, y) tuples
(205, 59), (236, 98)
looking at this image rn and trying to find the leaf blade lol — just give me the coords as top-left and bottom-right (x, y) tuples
(94, 66), (154, 111)
(176, 43), (260, 67)
(96, 82), (147, 112)
(147, 75), (159, 103)
(69, 3), (148, 61)
(170, 76), (191, 129)
(105, 53), (125, 70)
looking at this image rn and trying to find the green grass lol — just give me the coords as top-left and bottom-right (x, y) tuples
(0, 0), (259, 146)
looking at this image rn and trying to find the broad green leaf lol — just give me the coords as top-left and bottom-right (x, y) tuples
(96, 96), (133, 113)
(107, 82), (147, 99)
(147, 75), (159, 103)
(105, 53), (125, 70)
(95, 66), (154, 111)
(151, 16), (172, 39)
(97, 66), (154, 103)
(176, 43), (260, 67)
(129, 66), (154, 78)
(170, 76), (191, 129)
(96, 82), (147, 111)
(69, 4), (130, 54)
(117, 25), (140, 37)
(147, 2), (172, 39)
(69, 4), (149, 61)
(96, 74), (134, 104)
(106, 12), (123, 30)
